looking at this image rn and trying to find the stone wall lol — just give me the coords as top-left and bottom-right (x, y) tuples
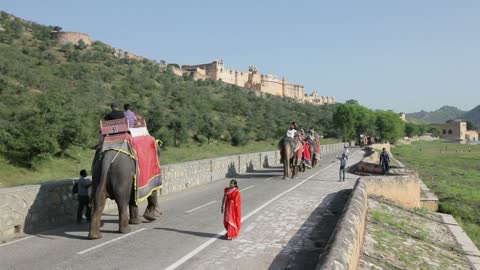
(369, 143), (391, 152)
(54, 32), (92, 46)
(318, 179), (368, 270)
(0, 181), (117, 240)
(420, 179), (439, 211)
(362, 175), (421, 208)
(0, 143), (348, 241)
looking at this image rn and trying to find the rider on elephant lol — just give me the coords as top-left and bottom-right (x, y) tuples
(286, 122), (298, 139)
(104, 102), (124, 120)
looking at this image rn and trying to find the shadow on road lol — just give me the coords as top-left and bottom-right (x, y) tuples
(153, 227), (221, 239)
(267, 189), (352, 270)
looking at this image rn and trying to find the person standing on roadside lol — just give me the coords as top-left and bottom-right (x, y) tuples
(339, 153), (347, 181)
(221, 179), (242, 240)
(77, 169), (92, 224)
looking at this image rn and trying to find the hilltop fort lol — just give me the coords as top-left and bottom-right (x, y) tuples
(171, 60), (335, 105)
(50, 30), (335, 106)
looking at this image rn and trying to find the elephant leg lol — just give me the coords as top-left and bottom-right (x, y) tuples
(129, 204), (141, 225)
(117, 200), (130, 234)
(128, 188), (141, 224)
(88, 192), (106, 240)
(143, 191), (158, 222)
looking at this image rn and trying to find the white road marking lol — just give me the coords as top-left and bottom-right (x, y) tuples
(77, 228), (147, 255)
(164, 162), (338, 270)
(0, 236), (34, 247)
(240, 185), (254, 192)
(263, 176), (275, 182)
(185, 200), (217, 213)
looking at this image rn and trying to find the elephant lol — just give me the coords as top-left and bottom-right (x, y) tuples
(88, 149), (159, 240)
(306, 138), (317, 168)
(279, 137), (302, 179)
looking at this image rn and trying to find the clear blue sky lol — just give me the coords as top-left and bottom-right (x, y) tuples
(2, 0), (479, 113)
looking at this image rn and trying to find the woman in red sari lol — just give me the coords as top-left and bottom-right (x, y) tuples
(221, 179), (242, 240)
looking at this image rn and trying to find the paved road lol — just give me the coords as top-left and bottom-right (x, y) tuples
(0, 148), (364, 270)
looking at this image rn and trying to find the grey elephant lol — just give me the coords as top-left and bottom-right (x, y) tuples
(88, 149), (159, 239)
(279, 137), (301, 179)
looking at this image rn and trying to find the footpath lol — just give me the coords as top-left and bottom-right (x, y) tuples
(175, 149), (364, 270)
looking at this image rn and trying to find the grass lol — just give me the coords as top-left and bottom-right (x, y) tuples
(364, 197), (470, 270)
(393, 140), (480, 248)
(0, 138), (342, 188)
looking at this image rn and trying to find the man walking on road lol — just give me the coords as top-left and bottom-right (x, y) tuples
(379, 148), (390, 174)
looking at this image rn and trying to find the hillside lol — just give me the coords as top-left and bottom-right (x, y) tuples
(406, 105), (466, 124)
(464, 105), (480, 127)
(0, 11), (338, 168)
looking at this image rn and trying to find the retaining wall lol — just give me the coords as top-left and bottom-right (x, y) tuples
(318, 147), (424, 269)
(318, 179), (368, 270)
(362, 175), (421, 208)
(0, 143), (348, 241)
(420, 178), (439, 212)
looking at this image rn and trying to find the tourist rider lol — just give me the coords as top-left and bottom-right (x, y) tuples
(104, 102), (124, 120)
(123, 103), (137, 128)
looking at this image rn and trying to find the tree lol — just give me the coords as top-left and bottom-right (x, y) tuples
(375, 111), (405, 143)
(466, 121), (476, 131)
(405, 123), (419, 137)
(76, 39), (87, 50)
(333, 104), (356, 141)
(345, 99), (358, 105)
(53, 26), (62, 32)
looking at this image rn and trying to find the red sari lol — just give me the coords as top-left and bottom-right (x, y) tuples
(224, 187), (241, 239)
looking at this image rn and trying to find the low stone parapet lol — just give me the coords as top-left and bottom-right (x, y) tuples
(362, 175), (421, 208)
(318, 179), (368, 270)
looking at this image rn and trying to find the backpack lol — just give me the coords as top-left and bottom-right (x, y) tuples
(72, 182), (79, 194)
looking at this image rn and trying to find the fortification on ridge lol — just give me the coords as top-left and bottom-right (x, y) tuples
(175, 60), (335, 105)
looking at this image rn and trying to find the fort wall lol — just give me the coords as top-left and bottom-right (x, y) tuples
(181, 60), (334, 105)
(54, 32), (92, 46)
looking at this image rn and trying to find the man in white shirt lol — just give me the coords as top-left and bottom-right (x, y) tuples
(286, 122), (298, 138)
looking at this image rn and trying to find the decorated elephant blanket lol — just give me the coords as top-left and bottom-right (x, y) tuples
(101, 133), (162, 205)
(303, 140), (312, 168)
(315, 138), (321, 159)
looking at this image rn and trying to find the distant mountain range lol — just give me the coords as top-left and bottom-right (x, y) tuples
(406, 105), (480, 128)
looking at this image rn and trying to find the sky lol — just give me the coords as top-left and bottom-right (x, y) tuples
(2, 0), (479, 113)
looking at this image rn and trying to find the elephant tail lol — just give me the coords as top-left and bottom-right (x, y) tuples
(98, 150), (118, 198)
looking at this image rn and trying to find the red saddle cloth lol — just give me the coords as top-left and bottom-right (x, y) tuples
(102, 133), (162, 204)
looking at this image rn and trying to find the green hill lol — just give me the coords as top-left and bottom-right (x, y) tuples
(0, 11), (338, 168)
(464, 105), (480, 127)
(406, 106), (466, 124)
